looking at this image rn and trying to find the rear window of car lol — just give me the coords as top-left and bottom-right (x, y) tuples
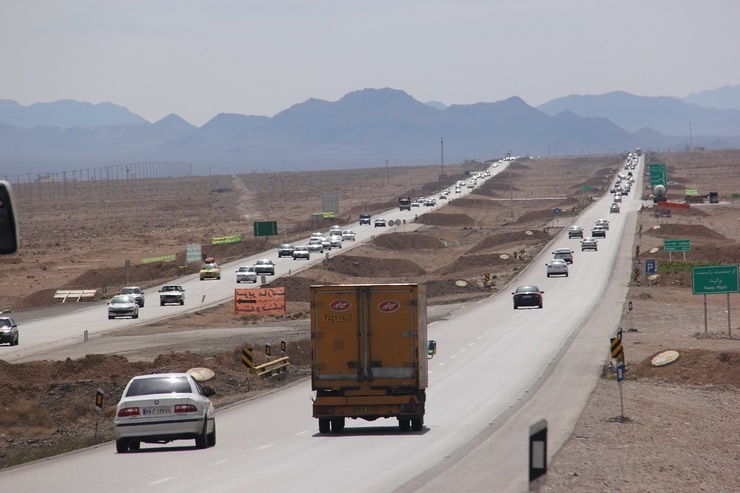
(126, 376), (192, 396)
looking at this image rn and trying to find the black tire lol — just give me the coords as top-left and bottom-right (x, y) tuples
(140, 301), (144, 308)
(546, 274), (550, 278)
(133, 312), (139, 319)
(12, 334), (19, 346)
(160, 301), (165, 306)
(195, 419), (208, 449)
(207, 421), (216, 447)
(318, 418), (330, 433)
(180, 300), (185, 305)
(116, 439), (129, 453)
(565, 273), (569, 277)
(330, 417), (345, 433)
(398, 419), (411, 431)
(128, 440), (140, 451)
(411, 417), (424, 431)
(513, 304), (518, 310)
(538, 303), (543, 309)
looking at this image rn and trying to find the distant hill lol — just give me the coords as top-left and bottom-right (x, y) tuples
(683, 84), (740, 111)
(537, 91), (740, 136)
(1, 87), (737, 176)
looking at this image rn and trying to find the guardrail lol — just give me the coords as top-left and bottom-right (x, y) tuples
(53, 289), (97, 302)
(250, 356), (290, 378)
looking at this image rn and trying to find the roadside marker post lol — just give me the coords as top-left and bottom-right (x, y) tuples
(528, 419), (548, 491)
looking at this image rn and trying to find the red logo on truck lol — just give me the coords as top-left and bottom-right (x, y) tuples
(378, 300), (400, 313)
(329, 299), (351, 312)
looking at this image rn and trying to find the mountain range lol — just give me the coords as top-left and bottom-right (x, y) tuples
(1, 84), (739, 176)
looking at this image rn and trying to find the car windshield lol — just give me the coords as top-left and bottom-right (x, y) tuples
(111, 295), (131, 303)
(516, 286), (539, 293)
(126, 376), (192, 396)
(162, 286), (179, 291)
(0, 319), (11, 327)
(203, 263), (217, 269)
(121, 288), (139, 294)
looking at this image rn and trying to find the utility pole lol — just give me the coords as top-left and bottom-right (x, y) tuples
(440, 137), (445, 179)
(508, 151), (514, 218)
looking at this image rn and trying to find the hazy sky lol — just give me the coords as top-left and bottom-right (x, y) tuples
(3, 0), (739, 127)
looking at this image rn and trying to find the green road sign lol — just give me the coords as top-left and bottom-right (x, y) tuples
(580, 185), (591, 192)
(649, 163), (667, 187)
(663, 238), (691, 252)
(253, 221), (278, 237)
(692, 265), (739, 294)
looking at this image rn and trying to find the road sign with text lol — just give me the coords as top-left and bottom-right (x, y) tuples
(692, 265), (739, 295)
(663, 239), (691, 252)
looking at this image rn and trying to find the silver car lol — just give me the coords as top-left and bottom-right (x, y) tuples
(115, 373), (216, 453)
(545, 259), (569, 277)
(108, 294), (139, 319)
(0, 315), (19, 346)
(235, 265), (258, 283)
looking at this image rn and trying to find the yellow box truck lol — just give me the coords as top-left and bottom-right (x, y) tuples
(310, 283), (428, 433)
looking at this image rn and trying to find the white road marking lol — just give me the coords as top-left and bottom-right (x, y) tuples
(149, 477), (176, 485)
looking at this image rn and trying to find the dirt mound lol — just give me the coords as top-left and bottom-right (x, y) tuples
(631, 349), (740, 387)
(467, 230), (550, 253)
(646, 223), (726, 241)
(435, 253), (523, 276)
(424, 278), (488, 298)
(328, 255), (426, 277)
(447, 196), (498, 209)
(372, 233), (444, 250)
(269, 276), (317, 302)
(418, 212), (475, 227)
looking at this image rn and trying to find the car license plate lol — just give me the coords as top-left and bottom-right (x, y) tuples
(353, 406), (379, 413)
(143, 407), (172, 415)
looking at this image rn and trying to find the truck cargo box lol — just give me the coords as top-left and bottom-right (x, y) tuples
(310, 284), (428, 433)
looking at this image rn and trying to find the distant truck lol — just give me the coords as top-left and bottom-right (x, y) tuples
(398, 197), (411, 211)
(310, 283), (431, 433)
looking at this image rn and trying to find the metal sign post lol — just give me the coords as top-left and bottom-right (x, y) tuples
(529, 419), (548, 491)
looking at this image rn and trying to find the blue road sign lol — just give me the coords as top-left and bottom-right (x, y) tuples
(645, 259), (656, 275)
(553, 207), (561, 215)
(617, 364), (625, 382)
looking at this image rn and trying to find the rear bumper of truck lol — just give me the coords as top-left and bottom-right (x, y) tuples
(313, 393), (424, 420)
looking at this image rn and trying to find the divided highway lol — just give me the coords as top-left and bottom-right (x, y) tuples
(1, 157), (641, 492)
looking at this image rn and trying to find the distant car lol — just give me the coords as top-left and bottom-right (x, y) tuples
(610, 203), (620, 214)
(359, 213), (371, 225)
(595, 219), (610, 230)
(108, 294), (139, 319)
(307, 238), (324, 253)
(120, 286), (145, 307)
(374, 218), (387, 227)
(0, 315), (19, 346)
(254, 259), (276, 276)
(158, 285), (186, 305)
(114, 373), (216, 453)
(567, 226), (583, 239)
(552, 248), (574, 264)
(235, 265), (258, 284)
(581, 237), (598, 251)
(199, 260), (221, 281)
(613, 195), (622, 203)
(310, 232), (325, 240)
(329, 235), (343, 248)
(277, 243), (295, 258)
(292, 246), (310, 260)
(411, 201), (421, 208)
(512, 285), (544, 309)
(591, 226), (607, 238)
(545, 259), (569, 277)
(321, 238), (333, 250)
(341, 230), (356, 241)
(455, 187), (462, 194)
(329, 225), (342, 236)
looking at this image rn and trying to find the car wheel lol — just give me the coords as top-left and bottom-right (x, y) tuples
(513, 304), (518, 310)
(116, 439), (129, 453)
(133, 312), (139, 319)
(108, 315), (114, 320)
(318, 418), (331, 433)
(293, 257), (296, 260)
(12, 333), (18, 346)
(160, 301), (165, 306)
(180, 300), (185, 305)
(195, 419), (208, 449)
(140, 301), (144, 308)
(547, 274), (551, 278)
(565, 273), (569, 277)
(207, 420), (216, 447)
(128, 440), (140, 451)
(539, 303), (543, 309)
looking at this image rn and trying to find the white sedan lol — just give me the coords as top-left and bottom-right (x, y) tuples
(545, 259), (569, 277)
(341, 230), (356, 241)
(115, 373), (216, 453)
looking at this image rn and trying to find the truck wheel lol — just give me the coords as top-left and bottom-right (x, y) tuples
(318, 419), (330, 433)
(398, 419), (410, 431)
(331, 417), (345, 433)
(160, 301), (165, 306)
(411, 416), (424, 431)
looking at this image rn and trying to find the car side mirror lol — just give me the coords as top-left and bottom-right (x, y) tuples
(0, 181), (19, 255)
(204, 387), (216, 397)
